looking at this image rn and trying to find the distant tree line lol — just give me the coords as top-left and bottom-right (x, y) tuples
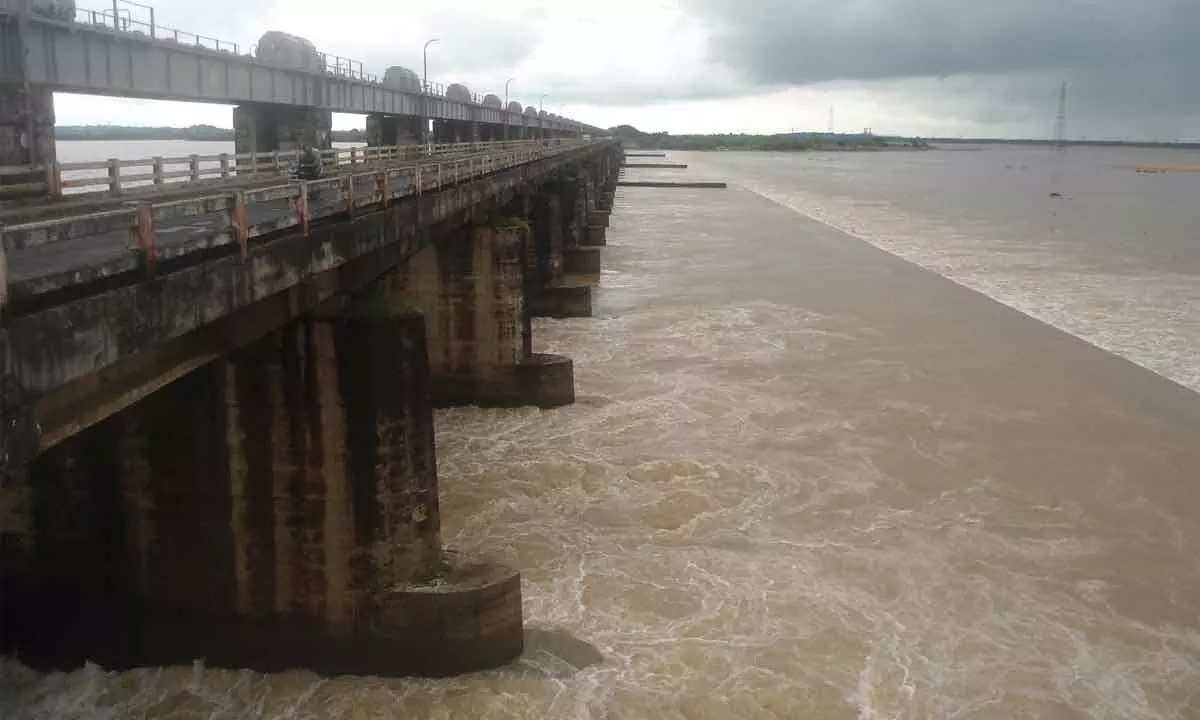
(56, 125), (367, 143)
(608, 124), (923, 152)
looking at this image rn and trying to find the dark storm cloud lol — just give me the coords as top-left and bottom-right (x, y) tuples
(684, 0), (1199, 85)
(681, 0), (1200, 136)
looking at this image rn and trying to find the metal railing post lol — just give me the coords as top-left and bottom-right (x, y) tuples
(107, 158), (122, 195)
(219, 154), (230, 178)
(152, 156), (164, 186)
(189, 155), (200, 182)
(46, 162), (62, 198)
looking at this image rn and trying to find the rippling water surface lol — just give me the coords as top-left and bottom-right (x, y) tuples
(4, 146), (1200, 719)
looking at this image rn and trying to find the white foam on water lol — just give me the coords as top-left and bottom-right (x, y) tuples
(695, 155), (1200, 394)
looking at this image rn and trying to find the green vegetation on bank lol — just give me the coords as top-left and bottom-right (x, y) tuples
(56, 125), (367, 143)
(608, 124), (929, 152)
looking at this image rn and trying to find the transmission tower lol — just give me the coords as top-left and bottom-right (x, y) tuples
(1053, 81), (1068, 149)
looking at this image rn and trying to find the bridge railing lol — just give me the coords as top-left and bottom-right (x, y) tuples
(0, 139), (562, 199)
(69, 2), (246, 54)
(0, 138), (601, 306)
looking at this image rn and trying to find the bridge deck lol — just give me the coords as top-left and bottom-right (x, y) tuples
(2, 7), (590, 134)
(0, 139), (588, 306)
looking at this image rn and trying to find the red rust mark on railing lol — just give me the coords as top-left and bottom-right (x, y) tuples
(133, 203), (157, 269)
(377, 172), (389, 209)
(233, 192), (249, 256)
(297, 183), (310, 236)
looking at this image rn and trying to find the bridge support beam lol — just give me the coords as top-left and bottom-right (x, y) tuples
(386, 224), (576, 408)
(0, 83), (55, 197)
(366, 114), (424, 147)
(431, 119), (477, 144)
(1, 314), (522, 677)
(234, 103), (332, 162)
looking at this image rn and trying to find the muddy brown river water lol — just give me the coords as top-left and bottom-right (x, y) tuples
(3, 146), (1200, 719)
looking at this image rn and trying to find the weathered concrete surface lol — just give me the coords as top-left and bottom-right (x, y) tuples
(528, 283), (592, 319)
(618, 181), (727, 189)
(367, 114), (424, 147)
(234, 103), (333, 158)
(522, 185), (595, 318)
(582, 225), (607, 248)
(564, 246), (602, 277)
(588, 210), (611, 229)
(621, 163), (688, 169)
(387, 224), (576, 409)
(0, 142), (618, 468)
(0, 84), (54, 198)
(0, 311), (523, 677)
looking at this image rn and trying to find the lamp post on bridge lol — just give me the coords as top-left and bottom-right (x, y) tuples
(539, 93), (548, 140)
(422, 38), (440, 148)
(503, 77), (515, 141)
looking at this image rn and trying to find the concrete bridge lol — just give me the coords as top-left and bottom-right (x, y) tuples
(0, 127), (623, 675)
(0, 0), (603, 194)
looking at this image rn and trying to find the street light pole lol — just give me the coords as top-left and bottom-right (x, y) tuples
(504, 77), (515, 141)
(539, 93), (548, 140)
(422, 38), (440, 147)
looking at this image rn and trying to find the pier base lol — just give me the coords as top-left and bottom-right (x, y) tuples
(564, 247), (602, 277)
(388, 224), (576, 409)
(582, 226), (608, 248)
(529, 284), (593, 318)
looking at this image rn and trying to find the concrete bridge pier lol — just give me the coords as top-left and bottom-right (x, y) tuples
(481, 124), (504, 142)
(0, 83), (55, 197)
(524, 185), (593, 319)
(431, 119), (477, 144)
(583, 150), (623, 245)
(234, 103), (333, 170)
(366, 114), (424, 148)
(1, 312), (523, 677)
(386, 223), (576, 408)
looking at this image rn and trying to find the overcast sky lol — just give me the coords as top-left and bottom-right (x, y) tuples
(54, 0), (1200, 140)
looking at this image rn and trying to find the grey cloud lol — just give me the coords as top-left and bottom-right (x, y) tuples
(394, 7), (538, 76)
(136, 0), (272, 46)
(684, 0), (1199, 84)
(680, 0), (1200, 136)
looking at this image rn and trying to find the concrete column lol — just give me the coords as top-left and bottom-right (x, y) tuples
(234, 103), (332, 170)
(1, 314), (523, 677)
(577, 169), (608, 248)
(432, 120), (462, 144)
(0, 83), (55, 198)
(388, 224), (576, 407)
(526, 185), (593, 318)
(366, 115), (424, 151)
